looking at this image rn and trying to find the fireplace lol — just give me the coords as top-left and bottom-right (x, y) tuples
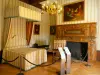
(67, 42), (88, 61)
(56, 23), (96, 61)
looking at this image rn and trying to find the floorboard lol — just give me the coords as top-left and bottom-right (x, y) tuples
(0, 54), (100, 75)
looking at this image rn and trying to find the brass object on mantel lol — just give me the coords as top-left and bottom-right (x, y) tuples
(56, 22), (96, 61)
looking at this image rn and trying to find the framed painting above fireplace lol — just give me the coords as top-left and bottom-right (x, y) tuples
(63, 1), (84, 22)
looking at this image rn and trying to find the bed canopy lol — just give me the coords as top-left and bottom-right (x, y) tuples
(3, 0), (42, 50)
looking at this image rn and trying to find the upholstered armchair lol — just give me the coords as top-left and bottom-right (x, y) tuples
(53, 40), (66, 49)
(48, 40), (66, 62)
(53, 40), (66, 56)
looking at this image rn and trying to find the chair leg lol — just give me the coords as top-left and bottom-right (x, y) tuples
(52, 52), (56, 62)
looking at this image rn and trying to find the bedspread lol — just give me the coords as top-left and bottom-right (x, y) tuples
(3, 48), (47, 70)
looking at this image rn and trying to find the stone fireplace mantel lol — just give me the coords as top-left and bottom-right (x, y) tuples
(56, 22), (96, 61)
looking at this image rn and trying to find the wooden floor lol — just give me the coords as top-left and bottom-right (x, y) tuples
(0, 54), (100, 75)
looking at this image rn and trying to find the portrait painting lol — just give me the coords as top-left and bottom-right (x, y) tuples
(34, 24), (40, 34)
(50, 26), (56, 35)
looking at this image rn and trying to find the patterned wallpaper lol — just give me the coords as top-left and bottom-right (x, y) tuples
(49, 0), (98, 50)
(30, 11), (50, 47)
(57, 0), (97, 25)
(0, 0), (8, 50)
(0, 0), (2, 50)
(56, 0), (100, 50)
(96, 0), (100, 50)
(0, 0), (50, 50)
(5, 18), (27, 49)
(5, 0), (41, 21)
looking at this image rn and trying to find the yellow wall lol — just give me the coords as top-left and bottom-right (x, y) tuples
(49, 0), (98, 50)
(0, 0), (50, 50)
(5, 13), (50, 49)
(5, 18), (27, 49)
(0, 0), (8, 50)
(0, 0), (2, 50)
(57, 0), (97, 25)
(56, 0), (100, 51)
(1, 0), (99, 50)
(96, 0), (100, 51)
(29, 11), (50, 47)
(18, 1), (41, 21)
(4, 1), (41, 21)
(49, 15), (56, 49)
(0, 0), (20, 50)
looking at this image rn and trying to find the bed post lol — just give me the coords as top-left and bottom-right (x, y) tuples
(0, 50), (3, 64)
(17, 55), (24, 75)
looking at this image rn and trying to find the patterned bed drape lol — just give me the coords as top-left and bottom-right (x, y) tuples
(26, 21), (33, 45)
(2, 18), (11, 49)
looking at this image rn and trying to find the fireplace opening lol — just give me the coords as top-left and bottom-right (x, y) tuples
(66, 42), (88, 61)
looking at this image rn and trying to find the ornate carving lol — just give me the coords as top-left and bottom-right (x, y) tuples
(56, 23), (96, 61)
(56, 23), (96, 38)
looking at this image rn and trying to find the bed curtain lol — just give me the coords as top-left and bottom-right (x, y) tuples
(26, 21), (33, 45)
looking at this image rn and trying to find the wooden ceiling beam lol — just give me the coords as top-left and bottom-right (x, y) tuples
(28, 0), (46, 4)
(20, 0), (46, 9)
(20, 0), (30, 4)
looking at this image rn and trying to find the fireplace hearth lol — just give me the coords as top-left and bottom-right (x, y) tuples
(56, 23), (96, 61)
(67, 42), (88, 61)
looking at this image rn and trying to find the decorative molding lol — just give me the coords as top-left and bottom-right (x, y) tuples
(56, 23), (96, 61)
(63, 1), (84, 22)
(97, 51), (100, 61)
(56, 23), (96, 39)
(5, 6), (41, 21)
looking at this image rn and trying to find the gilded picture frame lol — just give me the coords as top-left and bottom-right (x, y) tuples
(63, 1), (84, 22)
(50, 26), (56, 35)
(34, 24), (40, 34)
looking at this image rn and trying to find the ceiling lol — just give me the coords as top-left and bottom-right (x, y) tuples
(20, 0), (46, 9)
